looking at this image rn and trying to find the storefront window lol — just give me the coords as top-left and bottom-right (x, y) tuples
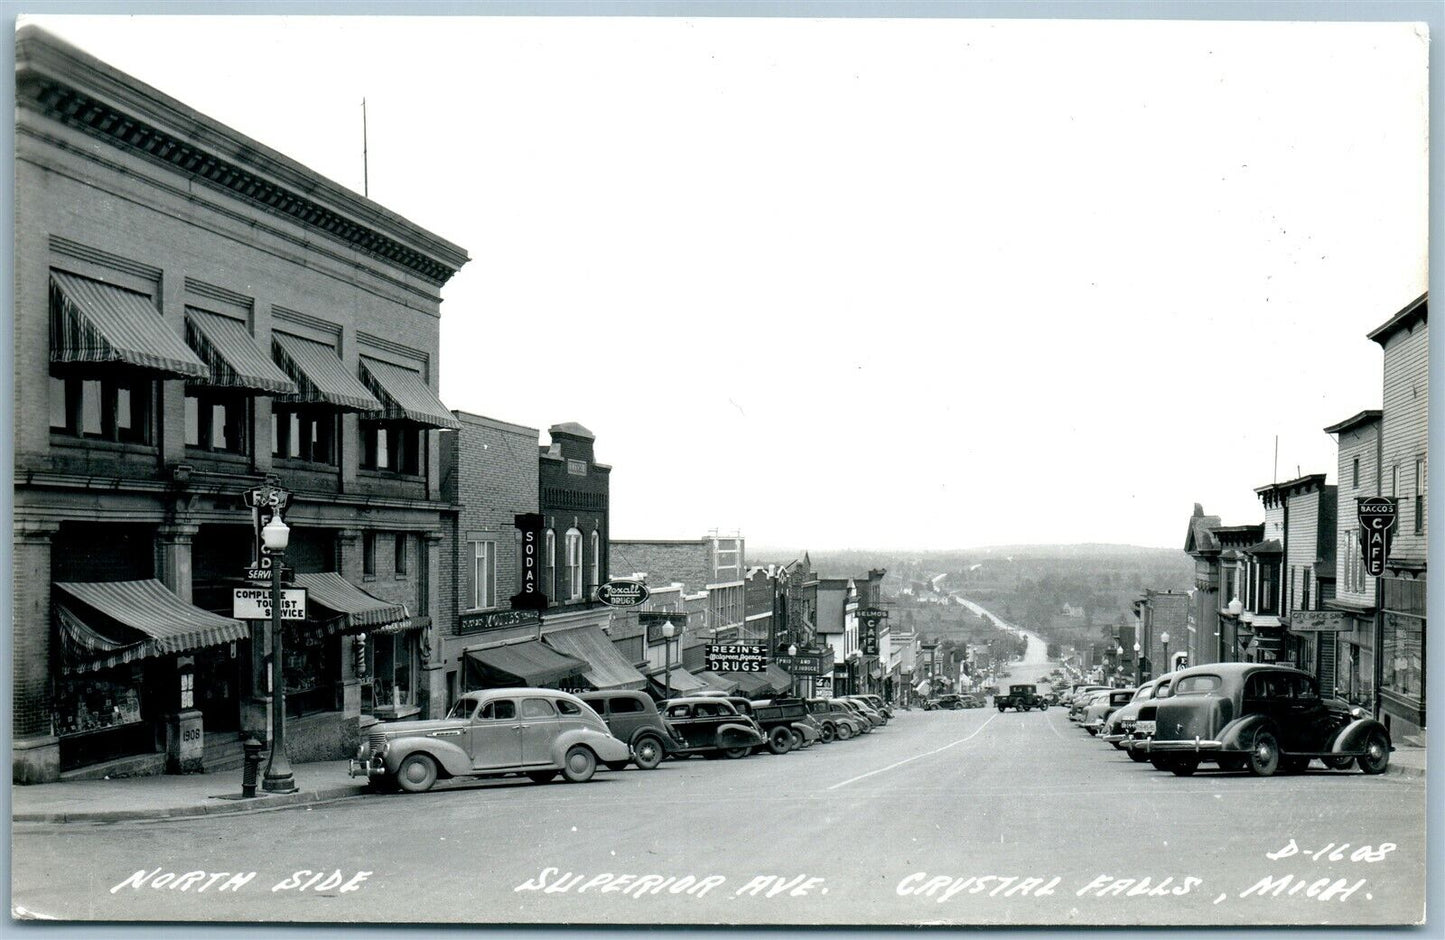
(365, 632), (417, 712)
(283, 630), (339, 719)
(55, 671), (144, 736)
(1381, 613), (1423, 699)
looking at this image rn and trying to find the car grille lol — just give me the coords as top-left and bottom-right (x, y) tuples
(367, 732), (388, 755)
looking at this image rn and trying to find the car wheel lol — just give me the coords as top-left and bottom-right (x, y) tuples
(819, 723), (836, 743)
(767, 726), (794, 755)
(997, 705), (1006, 713)
(527, 770), (558, 784)
(788, 730), (804, 750)
(1040, 703), (1049, 710)
(561, 745), (597, 783)
(1321, 754), (1354, 771)
(722, 746), (750, 760)
(1170, 758), (1200, 776)
(632, 735), (665, 770)
(1246, 731), (1280, 777)
(1357, 730), (1390, 775)
(1127, 747), (1150, 763)
(837, 723), (853, 740)
(1280, 756), (1310, 775)
(395, 753), (438, 793)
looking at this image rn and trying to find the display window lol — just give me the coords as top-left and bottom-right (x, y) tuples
(283, 629), (340, 719)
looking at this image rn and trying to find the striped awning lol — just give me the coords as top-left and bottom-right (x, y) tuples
(465, 641), (587, 689)
(698, 671), (741, 694)
(272, 333), (382, 412)
(49, 272), (209, 379)
(721, 671), (772, 697)
(184, 309), (297, 394)
(291, 572), (408, 635)
(542, 626), (647, 691)
(359, 357), (461, 430)
(647, 666), (709, 697)
(54, 580), (249, 674)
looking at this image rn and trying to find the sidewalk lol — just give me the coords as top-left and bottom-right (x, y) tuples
(10, 759), (368, 824)
(9, 746), (1427, 824)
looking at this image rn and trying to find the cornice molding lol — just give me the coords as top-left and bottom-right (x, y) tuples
(17, 26), (469, 287)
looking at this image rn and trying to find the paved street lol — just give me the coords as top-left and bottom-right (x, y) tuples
(13, 650), (1425, 926)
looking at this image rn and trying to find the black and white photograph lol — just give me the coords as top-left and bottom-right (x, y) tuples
(6, 4), (1435, 932)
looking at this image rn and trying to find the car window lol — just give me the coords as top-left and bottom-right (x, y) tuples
(694, 703), (720, 717)
(480, 699), (517, 720)
(1247, 673), (1284, 699)
(521, 698), (557, 719)
(1174, 674), (1223, 695)
(556, 699), (582, 716)
(447, 697), (480, 719)
(1293, 675), (1319, 700)
(611, 696), (644, 714)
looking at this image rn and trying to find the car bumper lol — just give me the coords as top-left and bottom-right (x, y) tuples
(1100, 732), (1128, 743)
(349, 754), (387, 779)
(1145, 737), (1225, 754)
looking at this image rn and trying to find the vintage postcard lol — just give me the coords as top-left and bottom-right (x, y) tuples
(8, 9), (1432, 931)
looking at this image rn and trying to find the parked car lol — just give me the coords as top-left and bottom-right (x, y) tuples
(808, 698), (867, 740)
(843, 696), (887, 726)
(1062, 683), (1109, 707)
(837, 698), (881, 730)
(725, 696), (806, 754)
(576, 690), (688, 770)
(1128, 672), (1180, 762)
(926, 694), (964, 711)
(753, 698), (824, 747)
(996, 684), (1048, 712)
(350, 687), (632, 793)
(1069, 689), (1112, 722)
(1145, 664), (1392, 777)
(1101, 679), (1160, 759)
(957, 694), (983, 709)
(1082, 688), (1136, 735)
(661, 697), (767, 759)
(857, 694), (894, 719)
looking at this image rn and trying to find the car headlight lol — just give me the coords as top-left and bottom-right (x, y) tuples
(1350, 706), (1365, 720)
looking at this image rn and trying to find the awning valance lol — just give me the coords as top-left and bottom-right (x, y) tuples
(54, 579), (249, 674)
(49, 272), (209, 379)
(291, 572), (408, 634)
(465, 641), (587, 689)
(272, 333), (382, 412)
(542, 626), (647, 691)
(648, 666), (708, 697)
(185, 308), (297, 394)
(359, 357), (461, 430)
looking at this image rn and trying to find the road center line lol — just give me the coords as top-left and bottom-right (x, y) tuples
(826, 712), (999, 790)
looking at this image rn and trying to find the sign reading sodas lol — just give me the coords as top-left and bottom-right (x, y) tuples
(1357, 496), (1397, 578)
(510, 513), (548, 611)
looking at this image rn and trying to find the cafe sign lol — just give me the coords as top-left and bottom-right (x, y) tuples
(1357, 496), (1397, 578)
(596, 579), (650, 608)
(858, 606), (887, 656)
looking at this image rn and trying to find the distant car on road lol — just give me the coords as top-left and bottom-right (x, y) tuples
(926, 694), (964, 710)
(996, 684), (1047, 712)
(957, 694), (983, 709)
(1145, 664), (1392, 777)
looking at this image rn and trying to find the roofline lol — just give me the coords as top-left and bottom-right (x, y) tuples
(452, 410), (540, 436)
(1367, 293), (1427, 345)
(1255, 473), (1329, 498)
(1323, 409), (1383, 436)
(15, 25), (469, 285)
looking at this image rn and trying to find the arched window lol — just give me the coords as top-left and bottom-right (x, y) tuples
(544, 529), (556, 605)
(565, 528), (583, 601)
(590, 530), (602, 595)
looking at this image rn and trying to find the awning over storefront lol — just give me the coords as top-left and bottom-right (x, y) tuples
(465, 641), (587, 689)
(358, 357), (461, 430)
(54, 579), (249, 674)
(763, 664), (794, 691)
(184, 308), (297, 394)
(291, 572), (408, 635)
(722, 671), (772, 697)
(49, 272), (209, 379)
(272, 333), (383, 412)
(648, 666), (709, 697)
(542, 626), (647, 691)
(697, 671), (741, 694)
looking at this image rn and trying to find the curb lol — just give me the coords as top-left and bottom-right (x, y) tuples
(1387, 763), (1426, 778)
(12, 783), (369, 824)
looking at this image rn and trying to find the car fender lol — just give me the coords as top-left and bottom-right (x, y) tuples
(1217, 713), (1276, 751)
(1330, 718), (1390, 754)
(790, 721), (820, 744)
(384, 735), (472, 778)
(551, 728), (632, 765)
(715, 722), (766, 748)
(628, 725), (678, 753)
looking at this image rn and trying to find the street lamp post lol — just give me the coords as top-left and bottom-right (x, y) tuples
(662, 621), (675, 700)
(1116, 645), (1124, 686)
(1160, 631), (1171, 674)
(260, 510), (296, 794)
(1133, 642), (1142, 686)
(788, 644), (798, 697)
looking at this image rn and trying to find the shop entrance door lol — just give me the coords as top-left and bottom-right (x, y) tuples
(196, 641), (246, 733)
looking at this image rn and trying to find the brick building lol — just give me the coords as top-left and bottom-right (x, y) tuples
(609, 534), (747, 644)
(13, 28), (466, 782)
(1130, 590), (1190, 680)
(1183, 504), (1223, 667)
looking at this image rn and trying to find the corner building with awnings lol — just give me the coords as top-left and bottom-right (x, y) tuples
(13, 27), (467, 783)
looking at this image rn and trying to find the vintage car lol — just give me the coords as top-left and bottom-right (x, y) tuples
(842, 696), (887, 726)
(925, 694), (964, 711)
(1062, 683), (1109, 708)
(995, 684), (1048, 712)
(720, 696), (799, 754)
(1145, 663), (1393, 777)
(839, 697), (883, 729)
(349, 687), (632, 793)
(1069, 688), (1112, 722)
(661, 697), (767, 759)
(957, 694), (983, 709)
(1082, 688), (1136, 735)
(857, 694), (894, 719)
(749, 697), (822, 751)
(1101, 679), (1160, 758)
(807, 698), (867, 740)
(1126, 672), (1180, 760)
(577, 690), (689, 770)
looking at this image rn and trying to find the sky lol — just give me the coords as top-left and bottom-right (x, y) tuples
(16, 13), (1431, 551)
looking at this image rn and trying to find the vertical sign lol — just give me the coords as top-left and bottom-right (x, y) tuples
(858, 607), (886, 656)
(510, 512), (548, 611)
(1357, 497), (1397, 578)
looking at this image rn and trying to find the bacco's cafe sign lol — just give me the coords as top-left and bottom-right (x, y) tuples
(1357, 496), (1397, 578)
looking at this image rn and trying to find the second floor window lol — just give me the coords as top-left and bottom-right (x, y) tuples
(50, 374), (152, 444)
(363, 532), (377, 577)
(362, 422), (421, 475)
(590, 530), (601, 595)
(565, 528), (582, 601)
(1352, 456), (1360, 488)
(185, 390), (249, 454)
(272, 407), (337, 465)
(394, 534), (409, 577)
(544, 529), (556, 604)
(1256, 561), (1279, 615)
(1415, 457), (1426, 536)
(472, 541), (496, 610)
